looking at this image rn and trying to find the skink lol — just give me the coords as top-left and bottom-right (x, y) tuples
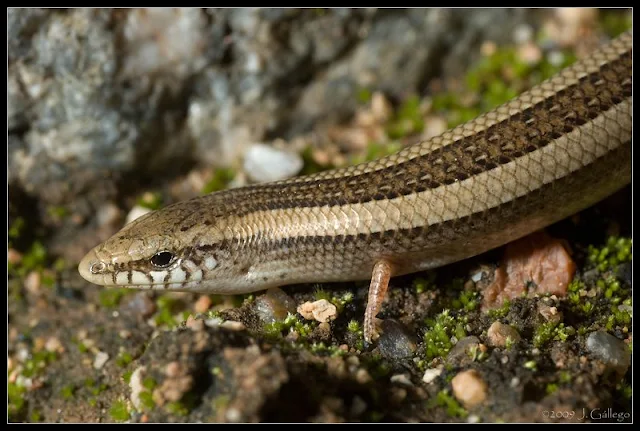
(79, 31), (632, 343)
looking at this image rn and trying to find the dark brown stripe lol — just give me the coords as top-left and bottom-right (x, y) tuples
(202, 142), (630, 260)
(190, 49), (630, 219)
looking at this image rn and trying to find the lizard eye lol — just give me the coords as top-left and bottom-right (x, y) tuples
(150, 251), (175, 268)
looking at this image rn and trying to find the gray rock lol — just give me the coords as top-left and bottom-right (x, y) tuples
(447, 336), (480, 366)
(586, 331), (631, 377)
(377, 319), (417, 359)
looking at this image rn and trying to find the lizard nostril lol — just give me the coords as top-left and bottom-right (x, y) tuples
(90, 262), (107, 274)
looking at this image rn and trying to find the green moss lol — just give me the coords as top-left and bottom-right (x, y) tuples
(433, 35), (577, 129)
(452, 288), (480, 312)
(313, 288), (332, 302)
(29, 410), (42, 423)
(487, 299), (511, 319)
(109, 400), (130, 422)
(599, 10), (633, 38)
(143, 377), (157, 390)
(423, 310), (467, 361)
(61, 384), (76, 400)
(84, 378), (108, 396)
(46, 205), (69, 220)
(213, 394), (230, 411)
(136, 191), (163, 210)
(139, 391), (156, 411)
(8, 216), (25, 241)
(22, 350), (57, 378)
(166, 401), (190, 416)
(263, 313), (316, 340)
(545, 383), (558, 395)
(558, 370), (572, 384)
(616, 382), (632, 401)
(588, 236), (632, 273)
(351, 141), (403, 165)
(10, 241), (48, 279)
(201, 168), (236, 195)
(413, 272), (437, 294)
(523, 360), (537, 371)
(154, 296), (181, 328)
(99, 288), (129, 308)
(356, 87), (373, 104)
(116, 351), (134, 368)
(386, 95), (424, 139)
(532, 321), (575, 348)
(347, 319), (361, 333)
(300, 146), (335, 176)
(88, 398), (98, 407)
(8, 382), (27, 421)
(122, 370), (133, 384)
(429, 389), (467, 418)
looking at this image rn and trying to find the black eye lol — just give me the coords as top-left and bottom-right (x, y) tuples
(150, 251), (175, 268)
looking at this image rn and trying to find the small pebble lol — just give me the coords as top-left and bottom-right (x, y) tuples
(585, 331), (631, 377)
(486, 321), (520, 348)
(220, 321), (247, 332)
(243, 143), (303, 183)
(185, 315), (204, 331)
(254, 287), (297, 323)
(98, 202), (123, 227)
(447, 336), (480, 366)
(390, 374), (413, 387)
(297, 299), (337, 323)
(93, 351), (110, 369)
(129, 366), (147, 410)
(125, 205), (152, 225)
(355, 368), (372, 384)
(24, 271), (42, 295)
(119, 330), (132, 339)
(7, 248), (22, 265)
(45, 337), (63, 353)
(451, 370), (488, 408)
(538, 303), (562, 323)
(123, 292), (157, 318)
(194, 295), (213, 314)
(422, 367), (443, 384)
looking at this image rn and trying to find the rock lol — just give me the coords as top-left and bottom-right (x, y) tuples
(122, 292), (157, 318)
(390, 374), (413, 387)
(585, 331), (631, 377)
(447, 336), (480, 366)
(129, 366), (147, 410)
(298, 299), (338, 323)
(194, 295), (213, 314)
(253, 287), (297, 323)
(243, 143), (304, 183)
(451, 370), (488, 408)
(422, 367), (443, 384)
(125, 205), (152, 225)
(486, 321), (521, 348)
(538, 303), (562, 323)
(93, 351), (109, 369)
(377, 319), (417, 360)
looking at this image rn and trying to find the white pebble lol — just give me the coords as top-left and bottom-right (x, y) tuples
(422, 367), (443, 384)
(93, 351), (110, 369)
(126, 205), (153, 225)
(243, 143), (303, 183)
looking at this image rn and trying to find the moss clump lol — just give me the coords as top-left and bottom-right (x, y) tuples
(116, 351), (134, 368)
(99, 288), (130, 308)
(413, 272), (437, 294)
(423, 310), (467, 361)
(61, 384), (76, 400)
(587, 236), (632, 273)
(109, 399), (130, 422)
(386, 95), (424, 139)
(22, 350), (57, 378)
(429, 389), (467, 418)
(487, 299), (511, 319)
(136, 191), (163, 210)
(532, 321), (575, 348)
(8, 382), (27, 422)
(263, 313), (316, 340)
(201, 168), (236, 195)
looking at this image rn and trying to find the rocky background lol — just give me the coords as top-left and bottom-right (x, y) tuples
(8, 8), (632, 423)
